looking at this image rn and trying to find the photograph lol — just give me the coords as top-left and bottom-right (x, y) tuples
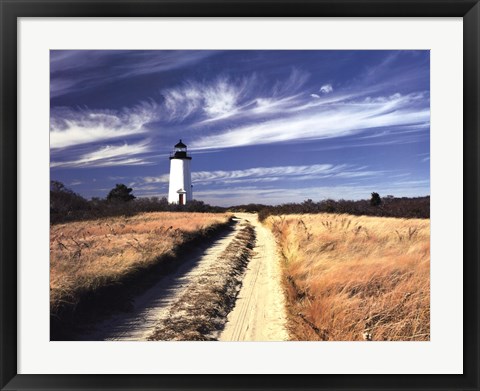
(49, 49), (430, 342)
(2, 0), (478, 387)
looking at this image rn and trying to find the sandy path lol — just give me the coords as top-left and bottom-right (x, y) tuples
(81, 219), (244, 341)
(219, 213), (289, 341)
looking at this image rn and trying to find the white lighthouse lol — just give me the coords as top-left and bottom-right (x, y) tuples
(168, 139), (192, 205)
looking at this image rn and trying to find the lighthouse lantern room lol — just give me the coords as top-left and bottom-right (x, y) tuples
(168, 139), (192, 205)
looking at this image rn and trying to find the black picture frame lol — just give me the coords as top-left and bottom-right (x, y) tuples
(1, 1), (479, 390)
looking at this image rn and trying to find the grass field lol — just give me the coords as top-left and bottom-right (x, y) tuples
(50, 212), (231, 317)
(265, 213), (430, 341)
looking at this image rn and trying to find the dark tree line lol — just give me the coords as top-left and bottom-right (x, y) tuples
(51, 180), (429, 225)
(50, 181), (224, 224)
(230, 194), (429, 221)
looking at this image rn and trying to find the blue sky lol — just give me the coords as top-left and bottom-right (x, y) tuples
(50, 50), (430, 206)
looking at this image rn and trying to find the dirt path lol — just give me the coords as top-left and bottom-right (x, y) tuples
(219, 213), (289, 341)
(81, 219), (244, 341)
(81, 213), (287, 341)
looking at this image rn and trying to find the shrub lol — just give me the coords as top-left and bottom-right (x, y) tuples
(107, 184), (135, 202)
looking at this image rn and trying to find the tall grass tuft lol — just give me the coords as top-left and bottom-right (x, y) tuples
(265, 213), (430, 341)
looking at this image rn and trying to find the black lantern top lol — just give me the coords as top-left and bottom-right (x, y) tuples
(174, 139), (187, 149)
(170, 139), (192, 160)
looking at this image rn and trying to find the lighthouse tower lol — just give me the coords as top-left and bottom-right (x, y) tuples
(168, 139), (192, 205)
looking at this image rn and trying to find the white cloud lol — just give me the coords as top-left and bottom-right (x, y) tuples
(192, 164), (343, 183)
(143, 174), (170, 184)
(320, 84), (333, 94)
(50, 50), (215, 98)
(162, 69), (310, 123)
(203, 79), (242, 117)
(142, 163), (381, 187)
(271, 68), (310, 97)
(394, 179), (430, 187)
(162, 76), (253, 122)
(310, 93), (320, 99)
(193, 181), (430, 207)
(191, 93), (429, 151)
(51, 141), (152, 168)
(52, 157), (150, 169)
(50, 101), (159, 149)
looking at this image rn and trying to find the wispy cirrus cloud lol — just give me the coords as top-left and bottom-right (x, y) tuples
(162, 75), (253, 122)
(161, 68), (310, 123)
(143, 173), (170, 184)
(50, 50), (216, 98)
(51, 141), (152, 168)
(191, 181), (430, 206)
(192, 164), (345, 184)
(191, 92), (429, 151)
(143, 163), (382, 187)
(50, 101), (159, 149)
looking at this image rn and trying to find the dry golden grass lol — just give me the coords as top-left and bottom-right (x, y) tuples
(265, 213), (430, 341)
(50, 212), (231, 314)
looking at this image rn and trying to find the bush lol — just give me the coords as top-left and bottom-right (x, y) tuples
(50, 181), (90, 223)
(370, 192), (382, 206)
(107, 184), (135, 202)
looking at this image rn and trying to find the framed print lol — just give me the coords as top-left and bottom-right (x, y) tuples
(1, 0), (479, 390)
